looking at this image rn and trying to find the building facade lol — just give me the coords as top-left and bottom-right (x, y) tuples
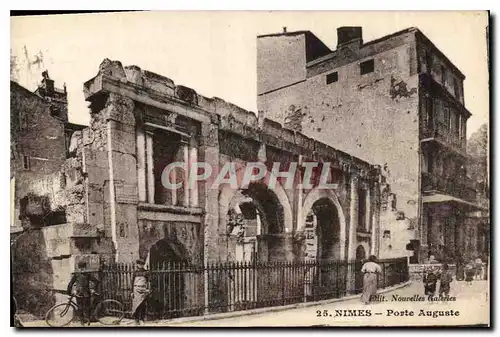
(256, 26), (486, 263)
(10, 72), (86, 315)
(12, 59), (407, 316)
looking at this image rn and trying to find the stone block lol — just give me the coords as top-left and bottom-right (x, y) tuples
(82, 148), (108, 172)
(87, 200), (104, 231)
(51, 258), (74, 291)
(66, 204), (86, 224)
(115, 182), (138, 204)
(86, 166), (109, 185)
(111, 152), (137, 183)
(70, 222), (98, 238)
(88, 184), (104, 203)
(65, 167), (83, 189)
(110, 127), (136, 155)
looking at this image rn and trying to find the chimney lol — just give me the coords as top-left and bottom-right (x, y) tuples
(337, 26), (363, 49)
(41, 70), (55, 96)
(283, 26), (287, 33)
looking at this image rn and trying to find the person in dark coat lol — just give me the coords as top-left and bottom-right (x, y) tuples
(67, 261), (100, 325)
(423, 266), (439, 297)
(131, 259), (150, 325)
(438, 263), (453, 297)
(465, 262), (475, 285)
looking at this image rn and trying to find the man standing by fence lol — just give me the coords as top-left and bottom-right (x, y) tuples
(131, 259), (150, 325)
(67, 261), (100, 326)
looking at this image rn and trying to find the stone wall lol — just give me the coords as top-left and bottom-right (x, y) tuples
(257, 30), (420, 260)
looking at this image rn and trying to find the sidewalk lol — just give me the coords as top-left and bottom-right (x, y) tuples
(165, 281), (489, 327)
(21, 280), (489, 327)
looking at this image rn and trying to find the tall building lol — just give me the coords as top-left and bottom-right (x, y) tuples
(257, 26), (486, 263)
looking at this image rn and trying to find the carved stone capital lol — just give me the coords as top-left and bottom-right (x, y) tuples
(105, 93), (136, 126)
(200, 122), (219, 147)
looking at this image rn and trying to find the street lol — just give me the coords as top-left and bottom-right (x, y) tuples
(166, 280), (489, 327)
(21, 280), (489, 327)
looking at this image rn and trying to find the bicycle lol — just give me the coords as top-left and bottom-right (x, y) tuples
(45, 290), (125, 327)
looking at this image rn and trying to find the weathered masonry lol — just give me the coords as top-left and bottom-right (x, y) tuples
(257, 26), (487, 263)
(78, 59), (403, 269)
(12, 59), (408, 317)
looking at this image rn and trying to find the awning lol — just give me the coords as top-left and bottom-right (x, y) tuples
(422, 193), (488, 211)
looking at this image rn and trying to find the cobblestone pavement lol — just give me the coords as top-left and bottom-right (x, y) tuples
(21, 280), (489, 328)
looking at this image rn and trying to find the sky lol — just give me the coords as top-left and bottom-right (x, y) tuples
(10, 11), (489, 137)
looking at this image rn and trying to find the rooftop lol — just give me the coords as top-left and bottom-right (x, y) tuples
(259, 27), (465, 79)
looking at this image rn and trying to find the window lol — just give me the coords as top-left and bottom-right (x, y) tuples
(358, 188), (367, 230)
(425, 51), (433, 74)
(443, 104), (450, 131)
(383, 230), (391, 239)
(360, 59), (374, 75)
(423, 151), (434, 173)
(452, 110), (460, 136)
(453, 78), (461, 100)
(424, 96), (434, 128)
(119, 223), (127, 237)
(22, 155), (30, 170)
(326, 71), (338, 84)
(441, 65), (447, 85)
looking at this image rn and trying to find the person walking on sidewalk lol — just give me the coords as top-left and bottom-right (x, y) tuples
(360, 255), (382, 304)
(465, 262), (475, 285)
(474, 257), (484, 280)
(131, 259), (150, 325)
(438, 263), (453, 297)
(423, 265), (439, 297)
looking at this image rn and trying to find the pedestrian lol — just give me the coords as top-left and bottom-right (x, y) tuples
(465, 262), (475, 285)
(67, 261), (100, 326)
(131, 259), (150, 325)
(360, 255), (382, 304)
(427, 255), (439, 264)
(474, 257), (484, 280)
(423, 265), (438, 297)
(438, 263), (453, 297)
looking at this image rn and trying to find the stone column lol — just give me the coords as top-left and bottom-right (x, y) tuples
(347, 174), (359, 293)
(370, 181), (380, 256)
(296, 155), (304, 232)
(146, 131), (155, 204)
(348, 175), (359, 260)
(189, 139), (199, 208)
(136, 126), (147, 202)
(182, 140), (190, 207)
(199, 121), (220, 314)
(171, 165), (177, 206)
(365, 183), (371, 233)
(200, 122), (220, 262)
(105, 93), (140, 263)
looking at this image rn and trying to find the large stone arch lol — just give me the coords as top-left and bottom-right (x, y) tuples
(218, 167), (293, 235)
(300, 187), (347, 260)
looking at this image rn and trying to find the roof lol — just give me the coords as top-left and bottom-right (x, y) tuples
(298, 27), (465, 80)
(422, 194), (486, 211)
(10, 80), (45, 102)
(257, 30), (311, 39)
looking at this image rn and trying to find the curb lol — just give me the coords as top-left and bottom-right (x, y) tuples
(160, 281), (412, 325)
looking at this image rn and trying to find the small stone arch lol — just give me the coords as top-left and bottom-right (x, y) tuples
(300, 187), (347, 260)
(356, 244), (367, 261)
(146, 238), (190, 318)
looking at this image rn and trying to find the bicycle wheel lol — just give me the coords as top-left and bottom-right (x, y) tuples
(45, 303), (76, 327)
(94, 299), (124, 325)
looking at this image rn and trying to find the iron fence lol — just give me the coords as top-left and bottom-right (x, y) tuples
(99, 257), (408, 320)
